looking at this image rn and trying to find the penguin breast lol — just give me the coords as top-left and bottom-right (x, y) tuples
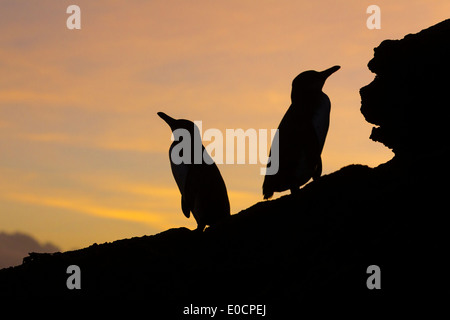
(312, 94), (331, 152)
(169, 143), (190, 194)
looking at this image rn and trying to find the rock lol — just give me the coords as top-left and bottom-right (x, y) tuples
(360, 19), (450, 156)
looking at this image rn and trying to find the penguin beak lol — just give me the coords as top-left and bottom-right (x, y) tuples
(320, 65), (341, 80)
(157, 112), (177, 129)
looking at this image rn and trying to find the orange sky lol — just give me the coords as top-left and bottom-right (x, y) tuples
(1, 0), (449, 251)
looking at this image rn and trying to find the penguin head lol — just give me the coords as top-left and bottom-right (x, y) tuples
(291, 65), (340, 101)
(157, 112), (199, 141)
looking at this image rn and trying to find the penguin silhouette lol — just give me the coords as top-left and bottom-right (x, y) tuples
(263, 66), (340, 199)
(158, 112), (230, 231)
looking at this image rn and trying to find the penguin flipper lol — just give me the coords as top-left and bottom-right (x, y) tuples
(312, 156), (322, 181)
(181, 196), (190, 218)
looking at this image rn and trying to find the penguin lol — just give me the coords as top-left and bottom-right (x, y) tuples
(158, 112), (230, 231)
(262, 65), (340, 199)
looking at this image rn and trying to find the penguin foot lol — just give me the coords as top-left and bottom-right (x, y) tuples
(263, 192), (273, 200)
(194, 224), (205, 233)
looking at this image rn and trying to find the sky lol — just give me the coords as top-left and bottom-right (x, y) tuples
(1, 0), (449, 255)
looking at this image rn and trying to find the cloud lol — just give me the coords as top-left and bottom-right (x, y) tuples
(19, 131), (163, 153)
(4, 192), (174, 229)
(0, 231), (60, 269)
(0, 120), (9, 129)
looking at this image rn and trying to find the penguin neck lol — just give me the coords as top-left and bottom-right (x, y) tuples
(170, 134), (207, 165)
(292, 90), (324, 103)
(291, 91), (325, 116)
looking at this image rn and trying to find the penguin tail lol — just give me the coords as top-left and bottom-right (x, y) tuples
(263, 179), (274, 199)
(263, 190), (273, 200)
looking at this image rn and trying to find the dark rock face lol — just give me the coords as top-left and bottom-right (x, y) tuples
(360, 19), (450, 155)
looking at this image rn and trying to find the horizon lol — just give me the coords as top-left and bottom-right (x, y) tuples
(1, 0), (449, 259)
